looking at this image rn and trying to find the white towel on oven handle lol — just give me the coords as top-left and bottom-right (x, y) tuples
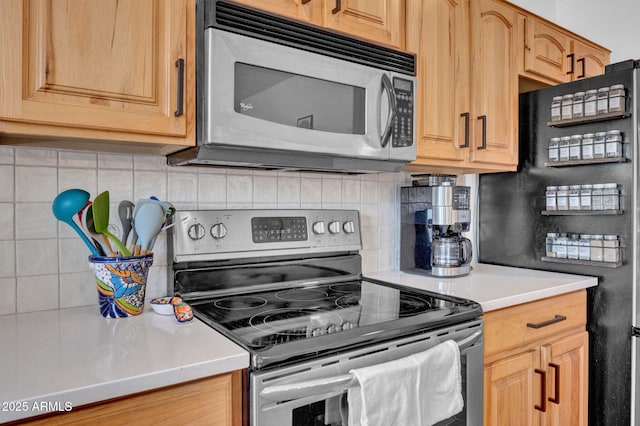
(347, 339), (463, 426)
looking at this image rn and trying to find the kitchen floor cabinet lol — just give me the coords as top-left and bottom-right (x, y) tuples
(232, 0), (405, 49)
(0, 0), (195, 155)
(518, 12), (610, 86)
(405, 0), (519, 174)
(484, 290), (588, 426)
(20, 371), (243, 425)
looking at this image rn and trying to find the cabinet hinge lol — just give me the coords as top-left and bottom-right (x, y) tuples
(632, 326), (640, 337)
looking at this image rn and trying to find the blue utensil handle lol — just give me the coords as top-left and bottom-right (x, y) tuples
(67, 219), (100, 256)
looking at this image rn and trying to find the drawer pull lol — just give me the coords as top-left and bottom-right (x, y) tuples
(548, 363), (560, 404)
(526, 315), (566, 329)
(534, 369), (547, 412)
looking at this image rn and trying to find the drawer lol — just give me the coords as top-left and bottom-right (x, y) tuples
(484, 290), (586, 358)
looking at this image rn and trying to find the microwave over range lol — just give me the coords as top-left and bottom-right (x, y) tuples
(167, 0), (417, 173)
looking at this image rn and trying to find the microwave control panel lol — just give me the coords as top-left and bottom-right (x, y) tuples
(392, 77), (414, 148)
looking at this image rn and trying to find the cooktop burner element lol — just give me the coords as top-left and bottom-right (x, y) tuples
(214, 296), (268, 310)
(170, 209), (482, 369)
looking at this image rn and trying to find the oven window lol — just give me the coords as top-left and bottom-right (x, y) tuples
(234, 62), (366, 134)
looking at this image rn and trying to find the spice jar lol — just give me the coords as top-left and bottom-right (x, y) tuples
(581, 133), (594, 160)
(605, 130), (623, 158)
(549, 137), (560, 162)
(556, 185), (569, 211)
(569, 134), (582, 160)
(603, 235), (620, 263)
(608, 84), (625, 113)
(603, 183), (620, 210)
(561, 94), (574, 120)
(597, 87), (610, 114)
(569, 185), (582, 210)
(546, 233), (558, 257)
(551, 96), (563, 121)
(559, 136), (571, 161)
(546, 186), (558, 211)
(572, 91), (585, 118)
(579, 235), (591, 261)
(594, 132), (607, 159)
(580, 184), (592, 210)
(590, 234), (604, 261)
(592, 183), (604, 210)
(554, 233), (569, 259)
(567, 234), (580, 260)
(584, 89), (598, 117)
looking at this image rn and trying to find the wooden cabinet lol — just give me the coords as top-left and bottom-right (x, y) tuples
(519, 12), (610, 85)
(21, 371), (244, 426)
(484, 290), (588, 426)
(405, 0), (518, 174)
(232, 0), (405, 49)
(0, 0), (195, 155)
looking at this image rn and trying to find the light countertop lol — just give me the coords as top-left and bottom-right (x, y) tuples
(1, 263), (597, 422)
(367, 263), (598, 312)
(0, 306), (249, 423)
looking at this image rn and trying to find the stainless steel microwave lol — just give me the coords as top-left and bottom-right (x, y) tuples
(167, 0), (417, 173)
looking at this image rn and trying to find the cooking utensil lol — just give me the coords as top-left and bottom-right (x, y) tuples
(83, 204), (112, 256)
(52, 189), (100, 256)
(118, 200), (135, 248)
(93, 191), (131, 256)
(134, 203), (165, 255)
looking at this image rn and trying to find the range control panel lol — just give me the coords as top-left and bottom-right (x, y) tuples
(171, 209), (362, 262)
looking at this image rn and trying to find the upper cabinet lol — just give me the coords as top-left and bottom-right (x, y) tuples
(0, 0), (195, 155)
(232, 0), (405, 49)
(518, 13), (610, 85)
(405, 0), (609, 174)
(406, 0), (519, 174)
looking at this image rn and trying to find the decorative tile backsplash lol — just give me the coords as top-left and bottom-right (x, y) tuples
(0, 146), (411, 315)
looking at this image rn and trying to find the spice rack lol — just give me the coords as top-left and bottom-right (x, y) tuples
(546, 111), (631, 127)
(542, 209), (623, 216)
(544, 157), (626, 167)
(542, 233), (622, 268)
(541, 256), (622, 268)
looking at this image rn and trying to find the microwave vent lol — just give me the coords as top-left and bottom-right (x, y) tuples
(207, 0), (416, 76)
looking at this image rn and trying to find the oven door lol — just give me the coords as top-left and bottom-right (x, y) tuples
(204, 28), (414, 162)
(251, 321), (483, 426)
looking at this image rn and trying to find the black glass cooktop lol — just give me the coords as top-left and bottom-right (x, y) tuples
(189, 279), (482, 353)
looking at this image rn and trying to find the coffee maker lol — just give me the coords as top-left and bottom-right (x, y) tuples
(400, 176), (473, 277)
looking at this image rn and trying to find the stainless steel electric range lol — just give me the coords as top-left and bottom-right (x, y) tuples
(169, 209), (483, 426)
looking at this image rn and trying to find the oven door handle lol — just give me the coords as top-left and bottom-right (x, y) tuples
(259, 330), (482, 402)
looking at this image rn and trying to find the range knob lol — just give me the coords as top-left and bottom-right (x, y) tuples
(210, 223), (227, 240)
(312, 221), (326, 234)
(328, 221), (341, 234)
(187, 223), (206, 240)
(343, 220), (356, 234)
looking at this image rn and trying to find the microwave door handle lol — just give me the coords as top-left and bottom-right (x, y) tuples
(259, 330), (482, 402)
(380, 73), (397, 148)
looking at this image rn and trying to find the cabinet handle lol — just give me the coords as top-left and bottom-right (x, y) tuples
(301, 0), (311, 4)
(577, 58), (586, 79)
(477, 115), (487, 150)
(566, 53), (575, 75)
(548, 363), (560, 404)
(174, 59), (185, 117)
(526, 314), (566, 329)
(534, 369), (547, 412)
(460, 112), (470, 148)
(332, 0), (342, 14)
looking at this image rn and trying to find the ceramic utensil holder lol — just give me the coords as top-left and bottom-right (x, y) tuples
(88, 254), (153, 318)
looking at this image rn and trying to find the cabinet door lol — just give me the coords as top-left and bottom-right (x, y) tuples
(570, 40), (610, 80)
(406, 0), (470, 166)
(322, 0), (404, 48)
(1, 0), (189, 137)
(540, 331), (589, 426)
(484, 349), (541, 426)
(523, 16), (572, 84)
(469, 0), (518, 169)
(231, 0), (317, 22)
